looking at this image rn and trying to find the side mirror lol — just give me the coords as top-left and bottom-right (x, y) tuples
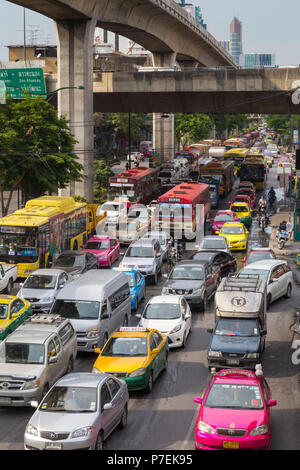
(241, 259), (246, 263)
(215, 231), (220, 235)
(268, 400), (277, 407)
(151, 348), (159, 355)
(103, 402), (113, 411)
(261, 330), (267, 336)
(162, 273), (168, 279)
(193, 396), (202, 404)
(48, 356), (57, 364)
(135, 313), (141, 319)
(207, 328), (213, 334)
(94, 348), (102, 355)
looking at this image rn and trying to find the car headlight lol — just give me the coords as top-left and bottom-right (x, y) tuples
(170, 323), (182, 334)
(129, 368), (146, 377)
(86, 328), (100, 338)
(249, 424), (268, 436)
(247, 353), (259, 359)
(193, 287), (204, 295)
(25, 424), (39, 436)
(23, 379), (40, 390)
(208, 350), (222, 358)
(197, 421), (214, 434)
(162, 287), (169, 294)
(70, 426), (94, 439)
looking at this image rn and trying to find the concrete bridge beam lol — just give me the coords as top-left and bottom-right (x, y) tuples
(152, 52), (177, 68)
(55, 18), (96, 202)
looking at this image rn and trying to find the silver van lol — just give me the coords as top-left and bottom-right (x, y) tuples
(51, 270), (131, 352)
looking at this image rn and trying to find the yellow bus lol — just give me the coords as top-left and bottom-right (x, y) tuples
(224, 138), (245, 151)
(0, 196), (104, 278)
(223, 148), (250, 175)
(238, 155), (267, 191)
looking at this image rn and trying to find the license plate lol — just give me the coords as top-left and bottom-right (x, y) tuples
(0, 397), (11, 404)
(45, 442), (63, 450)
(226, 359), (240, 365)
(223, 441), (239, 449)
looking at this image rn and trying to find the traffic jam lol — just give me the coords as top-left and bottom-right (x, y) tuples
(0, 127), (298, 452)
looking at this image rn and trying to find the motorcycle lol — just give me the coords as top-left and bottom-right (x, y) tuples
(259, 213), (269, 232)
(167, 241), (183, 269)
(276, 229), (289, 249)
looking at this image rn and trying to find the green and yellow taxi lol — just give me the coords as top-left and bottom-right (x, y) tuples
(229, 201), (252, 227)
(216, 222), (249, 251)
(295, 253), (300, 268)
(0, 295), (32, 340)
(92, 327), (168, 393)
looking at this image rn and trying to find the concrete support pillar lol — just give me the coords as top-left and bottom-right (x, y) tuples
(152, 52), (177, 68)
(177, 60), (199, 70)
(55, 18), (97, 202)
(153, 113), (174, 162)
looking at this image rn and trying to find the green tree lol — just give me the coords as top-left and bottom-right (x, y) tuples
(0, 95), (83, 215)
(93, 159), (114, 204)
(174, 113), (213, 149)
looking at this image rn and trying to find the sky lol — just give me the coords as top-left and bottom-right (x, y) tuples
(0, 0), (299, 65)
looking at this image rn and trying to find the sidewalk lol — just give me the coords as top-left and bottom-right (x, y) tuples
(268, 210), (300, 285)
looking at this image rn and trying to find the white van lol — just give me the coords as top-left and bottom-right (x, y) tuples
(51, 270), (131, 351)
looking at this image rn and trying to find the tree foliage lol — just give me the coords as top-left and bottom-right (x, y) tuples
(0, 96), (83, 215)
(174, 113), (213, 148)
(93, 159), (114, 204)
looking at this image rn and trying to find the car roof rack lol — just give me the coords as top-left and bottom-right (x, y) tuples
(25, 314), (65, 326)
(221, 275), (261, 292)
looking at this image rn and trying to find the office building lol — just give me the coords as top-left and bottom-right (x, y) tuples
(229, 17), (243, 64)
(240, 53), (276, 68)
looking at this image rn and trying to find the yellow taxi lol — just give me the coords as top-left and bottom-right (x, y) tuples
(229, 201), (252, 227)
(92, 327), (168, 393)
(0, 295), (32, 341)
(216, 222), (249, 251)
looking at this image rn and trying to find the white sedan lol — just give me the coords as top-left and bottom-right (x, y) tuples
(238, 259), (293, 308)
(137, 295), (192, 349)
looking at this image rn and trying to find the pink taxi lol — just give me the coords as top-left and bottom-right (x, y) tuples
(210, 210), (239, 235)
(82, 236), (120, 267)
(193, 367), (277, 450)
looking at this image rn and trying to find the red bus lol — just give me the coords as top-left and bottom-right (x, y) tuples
(175, 151), (200, 170)
(108, 166), (159, 206)
(155, 181), (210, 236)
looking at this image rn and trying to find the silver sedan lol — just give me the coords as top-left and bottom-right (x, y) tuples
(24, 372), (129, 450)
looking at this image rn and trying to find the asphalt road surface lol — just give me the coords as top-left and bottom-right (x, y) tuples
(1, 164), (300, 450)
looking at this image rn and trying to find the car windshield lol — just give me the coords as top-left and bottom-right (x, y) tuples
(231, 206), (248, 213)
(143, 303), (181, 320)
(101, 337), (148, 357)
(51, 300), (100, 319)
(0, 304), (9, 320)
(85, 241), (110, 250)
(23, 275), (57, 290)
(214, 214), (233, 222)
(247, 252), (274, 264)
(238, 268), (269, 281)
(201, 238), (226, 249)
(205, 383), (264, 410)
(40, 386), (97, 413)
(221, 226), (244, 235)
(4, 343), (45, 364)
(215, 318), (260, 337)
(170, 266), (203, 280)
(126, 247), (154, 258)
(54, 254), (85, 268)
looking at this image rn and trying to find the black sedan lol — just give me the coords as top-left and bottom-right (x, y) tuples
(162, 259), (220, 311)
(52, 250), (99, 278)
(190, 250), (237, 278)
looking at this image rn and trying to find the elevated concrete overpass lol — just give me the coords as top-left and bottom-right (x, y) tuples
(91, 67), (300, 114)
(8, 0), (236, 201)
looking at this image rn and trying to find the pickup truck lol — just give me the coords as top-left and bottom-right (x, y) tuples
(0, 263), (18, 294)
(0, 314), (77, 406)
